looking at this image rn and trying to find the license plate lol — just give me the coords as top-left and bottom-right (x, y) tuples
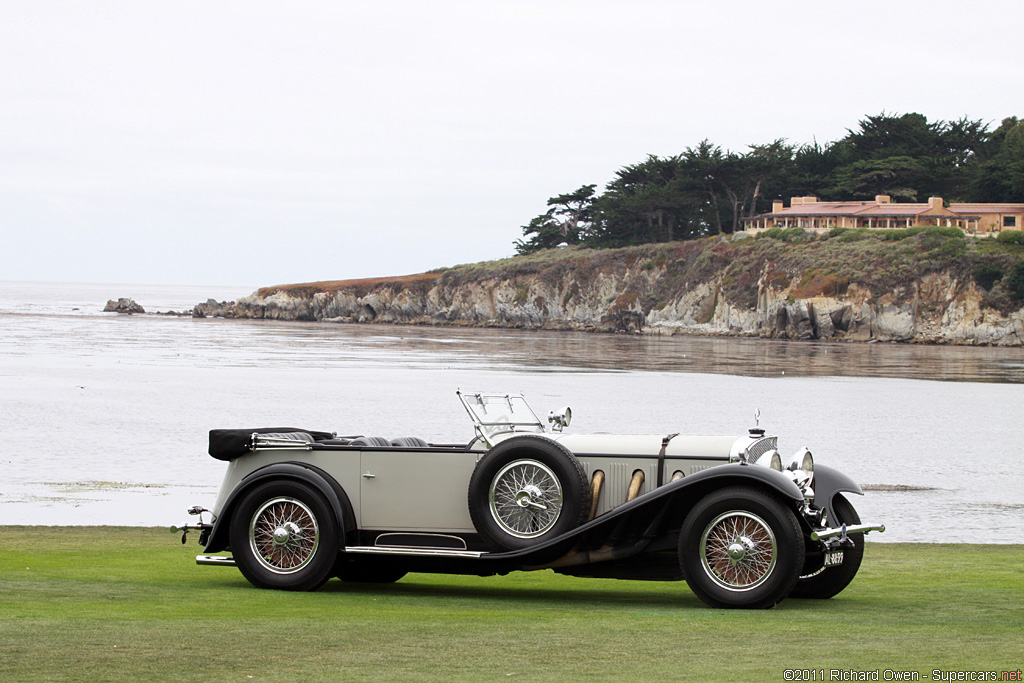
(823, 550), (844, 567)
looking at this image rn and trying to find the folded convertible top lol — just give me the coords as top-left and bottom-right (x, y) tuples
(208, 428), (334, 461)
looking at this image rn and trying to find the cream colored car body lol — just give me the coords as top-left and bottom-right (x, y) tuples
(209, 431), (737, 534)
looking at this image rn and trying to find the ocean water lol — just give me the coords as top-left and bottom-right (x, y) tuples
(1, 280), (1023, 543)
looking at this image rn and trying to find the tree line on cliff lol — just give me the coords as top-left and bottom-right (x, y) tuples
(514, 112), (1024, 254)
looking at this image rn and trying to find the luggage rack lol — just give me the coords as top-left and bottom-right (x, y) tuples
(251, 432), (317, 450)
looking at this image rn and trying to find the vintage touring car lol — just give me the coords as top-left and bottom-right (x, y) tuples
(178, 391), (884, 608)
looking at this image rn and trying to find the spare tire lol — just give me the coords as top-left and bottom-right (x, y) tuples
(468, 435), (589, 551)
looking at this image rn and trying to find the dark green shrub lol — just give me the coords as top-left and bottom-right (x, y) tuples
(834, 228), (871, 243)
(931, 236), (967, 260)
(1005, 262), (1024, 302)
(779, 228), (813, 242)
(874, 227), (924, 241)
(996, 230), (1024, 245)
(916, 225), (965, 239)
(869, 226), (963, 241)
(972, 263), (1005, 290)
(758, 227), (815, 242)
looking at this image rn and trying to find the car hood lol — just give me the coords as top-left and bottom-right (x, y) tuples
(547, 433), (737, 458)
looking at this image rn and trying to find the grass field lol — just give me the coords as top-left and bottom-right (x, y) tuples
(1, 528), (1021, 682)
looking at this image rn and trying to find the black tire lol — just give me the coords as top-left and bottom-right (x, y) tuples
(679, 486), (804, 609)
(790, 494), (864, 599)
(335, 557), (407, 584)
(468, 435), (589, 551)
(230, 480), (340, 591)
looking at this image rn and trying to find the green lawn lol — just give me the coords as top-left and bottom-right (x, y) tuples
(1, 527), (1021, 682)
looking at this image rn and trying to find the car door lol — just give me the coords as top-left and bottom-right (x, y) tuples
(358, 448), (478, 532)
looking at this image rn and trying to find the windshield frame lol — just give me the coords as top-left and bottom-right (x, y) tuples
(456, 390), (546, 447)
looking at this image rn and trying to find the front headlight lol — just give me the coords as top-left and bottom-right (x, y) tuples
(785, 448), (814, 501)
(789, 447), (813, 474)
(765, 450), (782, 471)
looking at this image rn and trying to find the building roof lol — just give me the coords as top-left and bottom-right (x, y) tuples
(743, 195), (1001, 223)
(758, 196), (1023, 220)
(771, 202), (873, 216)
(770, 202), (947, 217)
(949, 203), (1024, 214)
(858, 204), (949, 216)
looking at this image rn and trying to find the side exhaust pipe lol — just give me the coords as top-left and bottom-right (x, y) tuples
(588, 470), (605, 521)
(625, 469), (645, 502)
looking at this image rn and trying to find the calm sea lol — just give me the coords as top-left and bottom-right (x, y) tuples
(2, 280), (1023, 543)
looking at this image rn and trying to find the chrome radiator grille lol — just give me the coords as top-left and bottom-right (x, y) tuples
(746, 436), (778, 463)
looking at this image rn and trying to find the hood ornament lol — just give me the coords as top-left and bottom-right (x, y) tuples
(749, 408), (765, 438)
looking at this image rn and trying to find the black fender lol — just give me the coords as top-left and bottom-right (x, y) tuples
(811, 463), (863, 520)
(664, 462), (805, 504)
(559, 462), (806, 548)
(437, 462), (809, 574)
(203, 462), (356, 553)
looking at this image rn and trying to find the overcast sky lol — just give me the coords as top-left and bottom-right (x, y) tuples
(2, 1), (1020, 289)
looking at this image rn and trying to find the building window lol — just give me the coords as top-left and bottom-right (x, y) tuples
(1004, 216), (1017, 228)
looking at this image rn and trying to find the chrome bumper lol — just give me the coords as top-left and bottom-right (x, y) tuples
(810, 523), (886, 542)
(196, 555), (236, 567)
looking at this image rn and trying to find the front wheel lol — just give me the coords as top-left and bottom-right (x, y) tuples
(790, 494), (864, 599)
(230, 480), (339, 591)
(679, 486), (804, 609)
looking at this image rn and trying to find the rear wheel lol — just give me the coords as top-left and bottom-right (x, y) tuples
(790, 494), (864, 599)
(230, 480), (339, 591)
(679, 487), (804, 609)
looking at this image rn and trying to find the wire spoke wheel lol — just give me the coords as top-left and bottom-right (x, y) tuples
(700, 511), (778, 591)
(249, 496), (320, 575)
(489, 459), (563, 538)
(469, 436), (588, 551)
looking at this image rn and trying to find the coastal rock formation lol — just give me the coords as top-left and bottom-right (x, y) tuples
(192, 243), (1024, 346)
(103, 298), (145, 314)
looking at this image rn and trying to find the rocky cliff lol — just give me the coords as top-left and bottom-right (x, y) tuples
(194, 232), (1024, 346)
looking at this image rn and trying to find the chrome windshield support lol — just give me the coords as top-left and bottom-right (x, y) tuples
(456, 390), (546, 448)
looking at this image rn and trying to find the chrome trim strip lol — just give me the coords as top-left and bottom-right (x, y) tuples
(345, 545), (485, 559)
(310, 445), (468, 453)
(252, 436), (312, 451)
(573, 453), (732, 461)
(810, 523), (886, 541)
(374, 533), (468, 550)
(196, 555), (237, 567)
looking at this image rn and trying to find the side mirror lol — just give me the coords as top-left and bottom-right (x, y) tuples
(547, 406), (572, 432)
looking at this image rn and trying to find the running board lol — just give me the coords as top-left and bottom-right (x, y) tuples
(346, 546), (485, 559)
(195, 546), (485, 568)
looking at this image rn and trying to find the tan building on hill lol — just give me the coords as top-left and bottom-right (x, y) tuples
(743, 195), (1024, 236)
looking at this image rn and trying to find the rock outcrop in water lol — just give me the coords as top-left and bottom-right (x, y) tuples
(193, 237), (1024, 346)
(103, 298), (145, 314)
